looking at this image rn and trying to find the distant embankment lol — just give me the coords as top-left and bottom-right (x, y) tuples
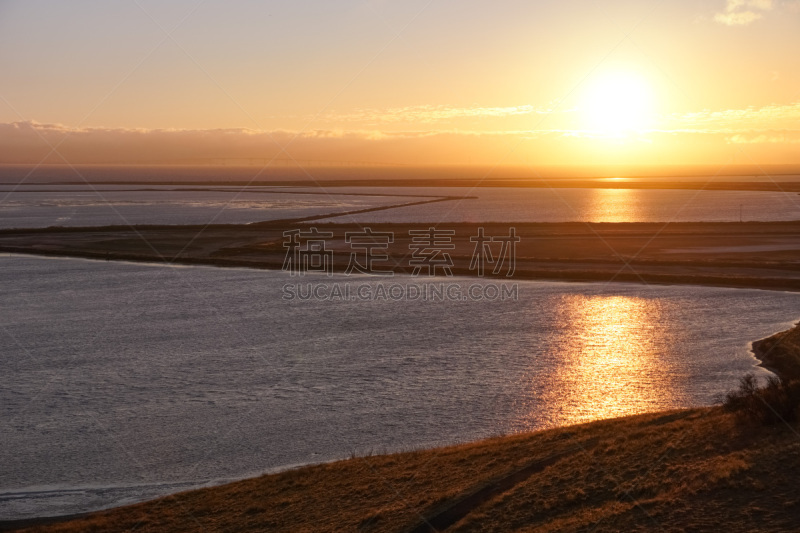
(754, 321), (800, 380)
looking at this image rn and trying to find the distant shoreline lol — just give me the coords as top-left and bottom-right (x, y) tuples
(2, 220), (800, 293)
(5, 178), (800, 193)
(3, 248), (800, 295)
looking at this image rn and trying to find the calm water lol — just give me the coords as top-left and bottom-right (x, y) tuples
(2, 183), (799, 229)
(0, 186), (425, 229)
(310, 187), (800, 223)
(1, 254), (798, 519)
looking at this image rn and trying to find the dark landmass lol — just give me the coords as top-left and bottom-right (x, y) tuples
(2, 162), (799, 186)
(753, 321), (800, 380)
(2, 221), (800, 291)
(41, 178), (800, 192)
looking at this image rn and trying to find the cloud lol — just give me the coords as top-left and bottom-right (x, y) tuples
(714, 0), (773, 25)
(3, 118), (800, 167)
(715, 10), (763, 24)
(319, 103), (559, 125)
(0, 121), (514, 165)
(727, 131), (800, 143)
(0, 120), (631, 167)
(666, 102), (800, 131)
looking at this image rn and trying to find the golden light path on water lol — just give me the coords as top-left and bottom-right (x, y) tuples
(586, 188), (641, 223)
(520, 294), (689, 429)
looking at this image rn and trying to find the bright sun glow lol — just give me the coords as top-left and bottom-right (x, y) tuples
(580, 71), (654, 135)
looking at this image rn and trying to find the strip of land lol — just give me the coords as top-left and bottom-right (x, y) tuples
(2, 221), (800, 291)
(50, 178), (800, 192)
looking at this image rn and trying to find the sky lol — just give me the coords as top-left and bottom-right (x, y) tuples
(0, 0), (798, 167)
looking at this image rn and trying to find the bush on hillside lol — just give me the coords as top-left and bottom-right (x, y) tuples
(723, 373), (800, 425)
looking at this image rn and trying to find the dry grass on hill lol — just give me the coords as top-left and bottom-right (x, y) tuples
(13, 405), (800, 533)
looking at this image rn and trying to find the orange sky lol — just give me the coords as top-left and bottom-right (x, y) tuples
(0, 0), (798, 167)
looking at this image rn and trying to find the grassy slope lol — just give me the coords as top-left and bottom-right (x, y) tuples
(15, 406), (800, 533)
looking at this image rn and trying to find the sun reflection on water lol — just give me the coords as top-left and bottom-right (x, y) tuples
(587, 188), (639, 222)
(520, 294), (686, 430)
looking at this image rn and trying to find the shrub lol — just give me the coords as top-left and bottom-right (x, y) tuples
(722, 373), (800, 425)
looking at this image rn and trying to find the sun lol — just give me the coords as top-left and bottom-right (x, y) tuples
(580, 71), (654, 135)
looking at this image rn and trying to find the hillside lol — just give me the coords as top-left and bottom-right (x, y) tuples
(5, 405), (800, 533)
